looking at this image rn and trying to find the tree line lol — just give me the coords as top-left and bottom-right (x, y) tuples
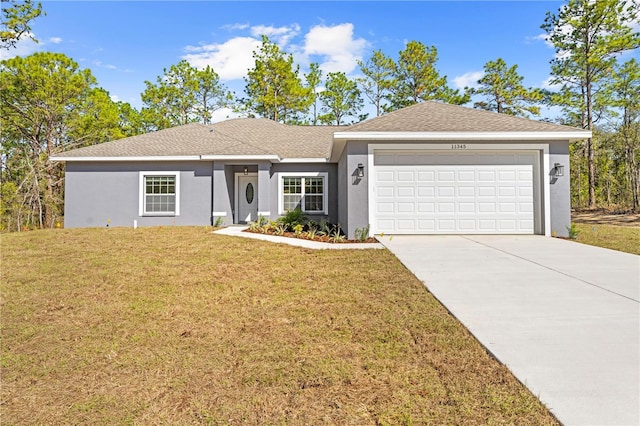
(1, 0), (639, 231)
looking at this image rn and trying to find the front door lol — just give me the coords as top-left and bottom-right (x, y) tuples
(237, 175), (258, 223)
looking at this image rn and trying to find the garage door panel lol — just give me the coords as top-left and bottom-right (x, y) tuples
(417, 187), (435, 197)
(479, 219), (497, 231)
(478, 171), (496, 181)
(417, 171), (435, 181)
(377, 187), (394, 198)
(478, 202), (496, 212)
(478, 187), (496, 197)
(417, 202), (435, 213)
(521, 219), (534, 231)
(458, 186), (475, 197)
(376, 202), (394, 214)
(397, 202), (415, 213)
(519, 186), (533, 197)
(459, 219), (477, 231)
(397, 186), (414, 197)
(520, 202), (534, 213)
(397, 219), (416, 231)
(438, 203), (455, 213)
(376, 171), (394, 182)
(438, 170), (455, 181)
(459, 202), (476, 213)
(397, 171), (415, 182)
(499, 170), (517, 181)
(499, 186), (516, 197)
(417, 219), (436, 231)
(438, 186), (455, 197)
(374, 155), (536, 234)
(458, 170), (476, 181)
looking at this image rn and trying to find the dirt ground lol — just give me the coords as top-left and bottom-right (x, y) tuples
(572, 209), (640, 227)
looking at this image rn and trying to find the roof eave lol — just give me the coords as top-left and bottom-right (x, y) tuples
(51, 154), (329, 163)
(333, 131), (592, 142)
(51, 155), (203, 162)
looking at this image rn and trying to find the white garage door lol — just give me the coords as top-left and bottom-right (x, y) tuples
(373, 151), (537, 234)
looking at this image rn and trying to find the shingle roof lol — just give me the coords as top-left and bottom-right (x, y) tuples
(344, 101), (584, 133)
(55, 119), (340, 159)
(54, 102), (586, 161)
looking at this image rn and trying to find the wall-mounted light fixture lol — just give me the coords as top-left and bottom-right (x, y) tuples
(356, 163), (365, 178)
(553, 163), (564, 177)
(243, 165), (249, 175)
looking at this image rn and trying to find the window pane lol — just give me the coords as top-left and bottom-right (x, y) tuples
(283, 177), (301, 195)
(144, 175), (176, 213)
(283, 194), (302, 211)
(305, 177), (323, 194)
(305, 195), (323, 211)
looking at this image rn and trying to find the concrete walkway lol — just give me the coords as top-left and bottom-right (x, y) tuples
(380, 235), (639, 426)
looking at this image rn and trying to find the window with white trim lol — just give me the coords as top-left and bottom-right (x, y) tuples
(139, 172), (180, 216)
(279, 173), (327, 214)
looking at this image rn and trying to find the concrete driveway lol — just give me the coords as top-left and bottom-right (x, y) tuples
(380, 235), (639, 426)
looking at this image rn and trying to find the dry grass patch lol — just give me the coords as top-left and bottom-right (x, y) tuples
(2, 227), (558, 425)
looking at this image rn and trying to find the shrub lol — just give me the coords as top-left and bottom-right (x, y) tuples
(566, 223), (579, 239)
(354, 224), (370, 242)
(277, 208), (306, 231)
(329, 224), (346, 243)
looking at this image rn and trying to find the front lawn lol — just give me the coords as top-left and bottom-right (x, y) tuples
(2, 227), (558, 424)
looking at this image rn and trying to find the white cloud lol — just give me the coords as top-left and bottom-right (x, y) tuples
(303, 23), (368, 74)
(183, 36), (261, 81)
(93, 60), (120, 71)
(110, 95), (121, 102)
(3, 32), (39, 59)
(250, 24), (300, 47)
(3, 32), (66, 59)
(210, 107), (243, 123)
(453, 71), (483, 89)
(530, 33), (553, 48)
(222, 23), (249, 31)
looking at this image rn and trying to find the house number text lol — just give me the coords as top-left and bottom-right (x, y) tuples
(451, 144), (467, 150)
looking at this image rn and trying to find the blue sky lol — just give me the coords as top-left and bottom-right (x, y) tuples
(5, 1), (597, 121)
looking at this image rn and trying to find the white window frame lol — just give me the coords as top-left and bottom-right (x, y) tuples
(139, 171), (181, 216)
(278, 172), (328, 215)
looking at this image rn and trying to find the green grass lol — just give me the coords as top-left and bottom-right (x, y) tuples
(1, 227), (558, 425)
(571, 223), (640, 255)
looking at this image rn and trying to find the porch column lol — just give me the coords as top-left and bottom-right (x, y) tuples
(212, 162), (232, 225)
(257, 162), (271, 220)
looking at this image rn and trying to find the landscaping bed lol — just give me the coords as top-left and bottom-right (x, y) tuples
(244, 210), (377, 243)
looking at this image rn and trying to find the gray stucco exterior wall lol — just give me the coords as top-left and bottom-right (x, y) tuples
(339, 141), (370, 239)
(268, 163), (338, 224)
(64, 161), (213, 228)
(549, 141), (571, 237)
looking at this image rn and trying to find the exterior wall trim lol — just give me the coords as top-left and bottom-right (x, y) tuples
(138, 171), (181, 217)
(201, 155), (280, 161)
(279, 158), (329, 163)
(277, 171), (329, 215)
(366, 143), (551, 236)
